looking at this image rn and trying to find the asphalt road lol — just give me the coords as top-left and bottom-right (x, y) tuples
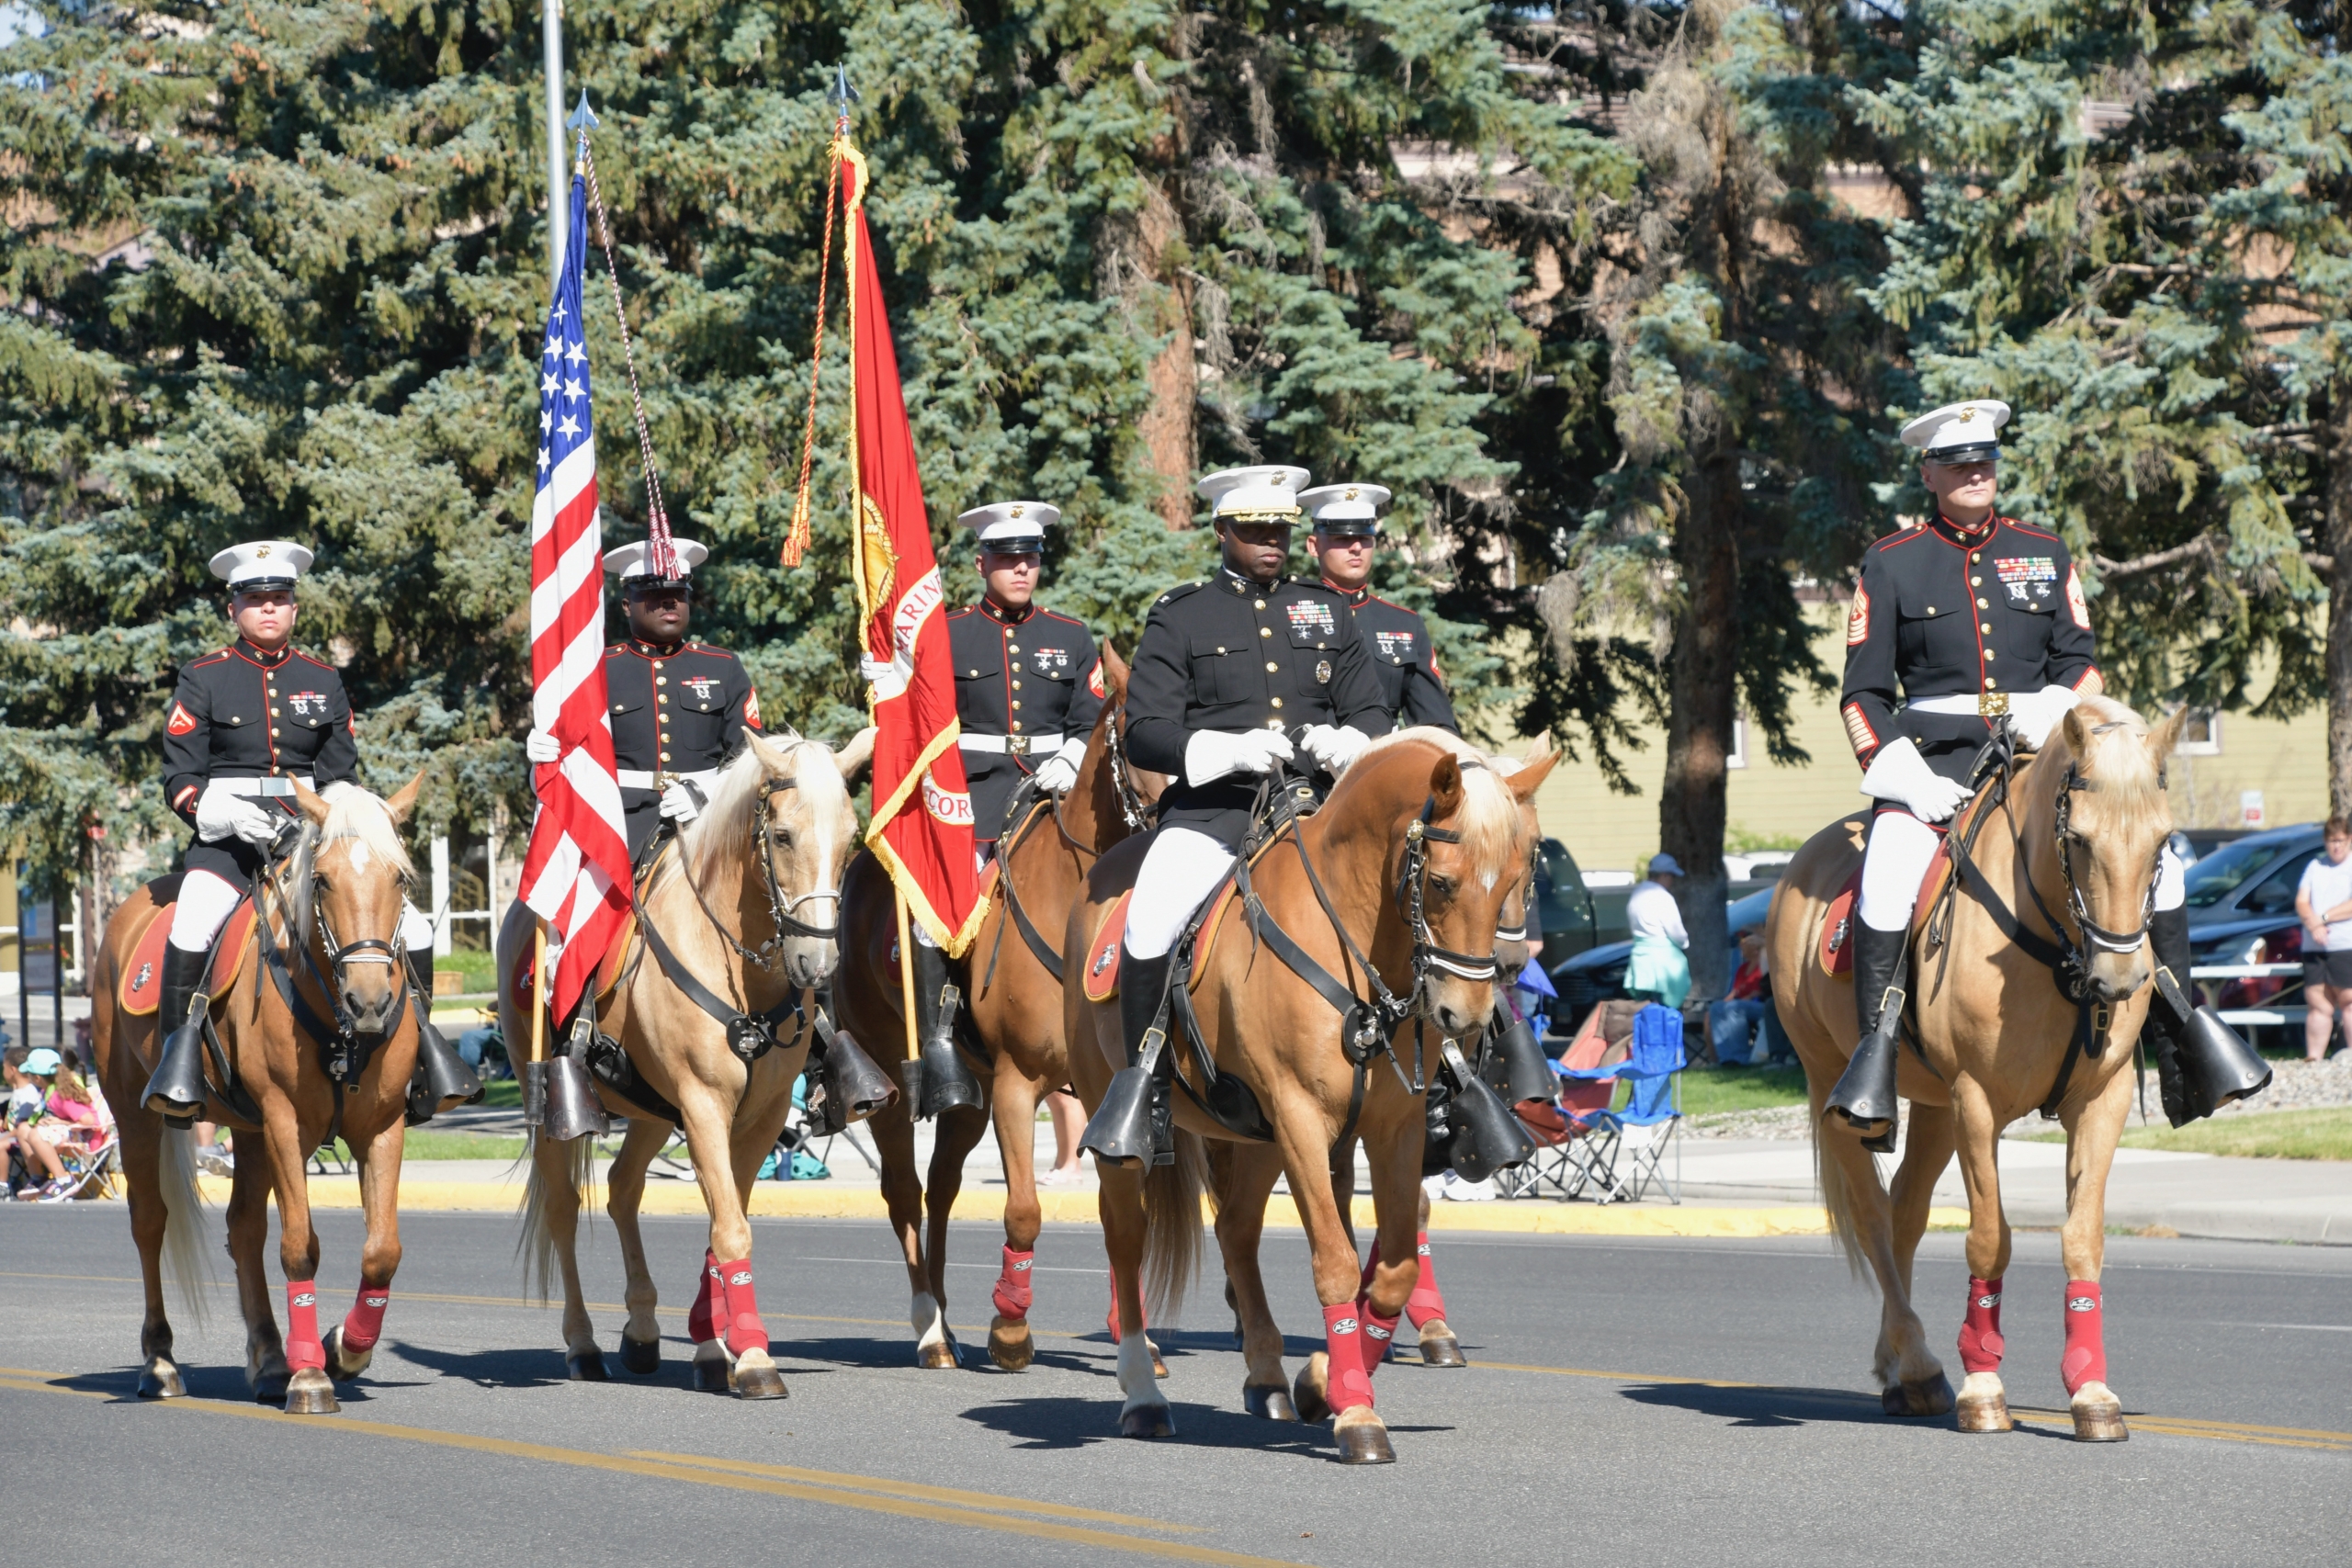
(4, 1205), (2346, 1566)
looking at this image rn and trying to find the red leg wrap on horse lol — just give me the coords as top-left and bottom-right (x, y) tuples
(284, 1280), (326, 1371)
(1322, 1302), (1374, 1415)
(718, 1258), (767, 1357)
(1957, 1275), (2004, 1374)
(1405, 1232), (1448, 1328)
(1357, 1304), (1403, 1384)
(2060, 1280), (2106, 1393)
(992, 1247), (1035, 1321)
(687, 1249), (721, 1344)
(341, 1284), (391, 1353)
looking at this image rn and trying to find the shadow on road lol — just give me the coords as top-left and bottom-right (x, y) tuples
(1620, 1381), (1945, 1430)
(956, 1393), (1452, 1461)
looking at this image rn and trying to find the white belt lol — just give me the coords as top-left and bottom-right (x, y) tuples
(958, 732), (1066, 757)
(216, 775), (313, 797)
(616, 767), (720, 792)
(1907, 694), (2011, 717)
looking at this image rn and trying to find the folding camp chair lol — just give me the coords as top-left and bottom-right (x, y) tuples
(1498, 1003), (1629, 1202)
(1582, 1004), (1685, 1203)
(50, 1130), (121, 1201)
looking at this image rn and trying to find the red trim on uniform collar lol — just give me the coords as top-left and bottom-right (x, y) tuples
(233, 638), (292, 668)
(1321, 578), (1372, 607)
(979, 597), (1034, 626)
(628, 637), (684, 659)
(1927, 511), (1998, 548)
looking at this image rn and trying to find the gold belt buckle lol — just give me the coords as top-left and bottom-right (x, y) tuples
(1978, 692), (2010, 716)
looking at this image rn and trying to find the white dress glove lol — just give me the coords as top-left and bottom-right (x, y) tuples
(195, 784), (282, 846)
(1858, 736), (1971, 823)
(2006, 685), (2081, 752)
(1032, 752), (1080, 795)
(660, 779), (706, 822)
(1183, 728), (1295, 786)
(1299, 724), (1374, 775)
(525, 727), (561, 763)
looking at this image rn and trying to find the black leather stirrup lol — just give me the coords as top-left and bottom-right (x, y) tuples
(2147, 906), (2271, 1126)
(142, 944), (216, 1124)
(1080, 950), (1174, 1168)
(1440, 1041), (1535, 1183)
(405, 951), (484, 1126)
(1827, 920), (1906, 1154)
(813, 1015), (898, 1134)
(908, 939), (982, 1121)
(1482, 1003), (1561, 1106)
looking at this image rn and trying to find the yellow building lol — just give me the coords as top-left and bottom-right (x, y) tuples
(1522, 609), (2334, 880)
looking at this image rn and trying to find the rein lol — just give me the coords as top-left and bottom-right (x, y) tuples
(248, 830), (413, 1136)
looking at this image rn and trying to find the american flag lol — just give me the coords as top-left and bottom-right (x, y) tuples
(517, 163), (630, 1023)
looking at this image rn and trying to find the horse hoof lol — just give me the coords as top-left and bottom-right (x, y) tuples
(1881, 1374), (1953, 1417)
(283, 1369), (339, 1416)
(137, 1365), (185, 1400)
(323, 1326), (375, 1382)
(693, 1343), (734, 1394)
(1419, 1324), (1467, 1369)
(988, 1315), (1035, 1372)
(2072, 1386), (2129, 1442)
(1293, 1353), (1332, 1425)
(733, 1359), (788, 1401)
(1957, 1393), (2013, 1433)
(1332, 1414), (1396, 1465)
(1243, 1382), (1299, 1422)
(1148, 1337), (1169, 1380)
(919, 1338), (962, 1371)
(567, 1348), (609, 1382)
(1118, 1404), (1175, 1438)
(618, 1335), (662, 1376)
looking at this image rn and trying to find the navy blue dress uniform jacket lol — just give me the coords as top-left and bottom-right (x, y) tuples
(1329, 581), (1457, 733)
(946, 599), (1104, 845)
(1839, 513), (2102, 786)
(161, 638), (360, 890)
(1125, 567), (1392, 844)
(603, 637), (761, 858)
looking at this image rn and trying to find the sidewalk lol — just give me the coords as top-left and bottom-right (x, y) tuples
(177, 1111), (2349, 1245)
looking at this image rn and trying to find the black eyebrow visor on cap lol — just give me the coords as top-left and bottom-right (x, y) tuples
(1928, 440), (2000, 465)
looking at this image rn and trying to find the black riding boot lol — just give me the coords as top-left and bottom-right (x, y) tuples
(404, 950), (484, 1126)
(1080, 950), (1175, 1168)
(2145, 906), (2272, 1127)
(1827, 921), (1906, 1153)
(141, 944), (216, 1123)
(907, 940), (982, 1121)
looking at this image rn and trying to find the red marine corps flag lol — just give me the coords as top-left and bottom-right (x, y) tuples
(832, 132), (984, 955)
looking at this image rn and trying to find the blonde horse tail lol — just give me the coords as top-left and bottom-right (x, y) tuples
(156, 1124), (216, 1326)
(515, 1130), (594, 1303)
(1141, 1128), (1211, 1325)
(1813, 1116), (1870, 1280)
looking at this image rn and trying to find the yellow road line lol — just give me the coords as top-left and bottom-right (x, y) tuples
(628, 1450), (1197, 1529)
(13, 1272), (2350, 1456)
(0, 1371), (1294, 1566)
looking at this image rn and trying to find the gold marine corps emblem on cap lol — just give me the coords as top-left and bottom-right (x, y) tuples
(1343, 488), (1359, 501)
(255, 544), (273, 557)
(1956, 406), (1977, 423)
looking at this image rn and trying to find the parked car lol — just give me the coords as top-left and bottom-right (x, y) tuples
(2180, 822), (2323, 1013)
(1548, 881), (1778, 1026)
(1530, 836), (1601, 974)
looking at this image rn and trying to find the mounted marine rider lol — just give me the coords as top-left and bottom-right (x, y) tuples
(143, 541), (481, 1125)
(1080, 466), (1391, 1162)
(1830, 400), (2271, 1145)
(1302, 482), (1458, 734)
(895, 502), (1110, 1123)
(527, 538), (763, 866)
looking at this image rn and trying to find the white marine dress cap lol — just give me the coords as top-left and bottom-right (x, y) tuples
(958, 500), (1060, 549)
(1900, 400), (2012, 465)
(209, 540), (313, 591)
(604, 538), (711, 582)
(1197, 465), (1311, 520)
(1298, 482), (1390, 531)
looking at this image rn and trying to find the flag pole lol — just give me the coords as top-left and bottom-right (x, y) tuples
(542, 0), (566, 292)
(893, 889), (920, 1065)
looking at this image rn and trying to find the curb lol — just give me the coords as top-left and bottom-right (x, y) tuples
(190, 1176), (1966, 1238)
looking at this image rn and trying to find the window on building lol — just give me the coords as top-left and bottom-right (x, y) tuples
(2175, 709), (2221, 756)
(1726, 713), (1748, 770)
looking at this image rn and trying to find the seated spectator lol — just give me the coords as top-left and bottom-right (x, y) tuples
(1708, 928), (1771, 1067)
(12, 1047), (97, 1200)
(6, 1047), (72, 1197)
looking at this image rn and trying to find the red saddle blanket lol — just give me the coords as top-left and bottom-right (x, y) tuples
(119, 890), (259, 1017)
(1818, 790), (1996, 977)
(1082, 839), (1281, 1003)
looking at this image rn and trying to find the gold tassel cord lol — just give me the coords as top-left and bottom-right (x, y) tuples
(576, 129), (677, 579)
(783, 122), (851, 570)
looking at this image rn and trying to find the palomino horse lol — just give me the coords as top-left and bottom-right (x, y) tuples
(1767, 699), (2187, 1440)
(1068, 729), (1544, 1462)
(93, 778), (426, 1415)
(502, 728), (870, 1398)
(835, 647), (1164, 1371)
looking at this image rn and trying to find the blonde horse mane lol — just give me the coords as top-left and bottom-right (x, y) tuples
(2033, 694), (2170, 819)
(1356, 726), (1522, 888)
(288, 782), (414, 934)
(676, 730), (847, 885)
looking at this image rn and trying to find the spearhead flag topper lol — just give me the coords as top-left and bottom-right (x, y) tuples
(518, 150), (631, 1021)
(834, 131), (985, 955)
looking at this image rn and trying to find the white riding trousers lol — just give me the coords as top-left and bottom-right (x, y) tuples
(1124, 828), (1241, 961)
(1860, 812), (2185, 931)
(167, 870), (245, 953)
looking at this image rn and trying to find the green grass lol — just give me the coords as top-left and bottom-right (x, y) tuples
(2022, 1107), (2352, 1161)
(1654, 1064), (1812, 1117)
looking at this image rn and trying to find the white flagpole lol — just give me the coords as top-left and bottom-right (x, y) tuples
(542, 0), (566, 290)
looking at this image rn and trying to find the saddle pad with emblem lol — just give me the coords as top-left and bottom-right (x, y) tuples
(119, 885), (259, 1015)
(1816, 792), (1993, 977)
(1080, 833), (1290, 1001)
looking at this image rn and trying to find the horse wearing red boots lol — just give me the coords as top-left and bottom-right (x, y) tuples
(93, 778), (427, 1415)
(1066, 730), (1544, 1462)
(1767, 700), (2190, 1440)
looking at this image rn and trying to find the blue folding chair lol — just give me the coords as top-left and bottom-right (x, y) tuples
(1585, 1004), (1685, 1203)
